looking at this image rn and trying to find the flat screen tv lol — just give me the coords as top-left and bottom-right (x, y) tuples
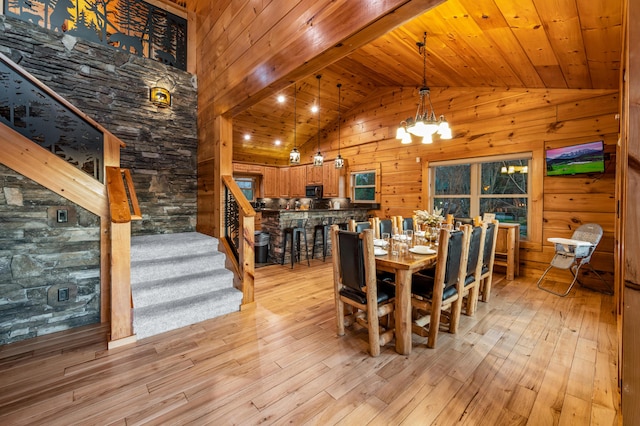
(545, 141), (605, 176)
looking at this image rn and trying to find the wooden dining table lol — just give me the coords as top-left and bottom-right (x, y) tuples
(375, 249), (437, 355)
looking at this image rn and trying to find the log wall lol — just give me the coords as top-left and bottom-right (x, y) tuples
(301, 86), (618, 285)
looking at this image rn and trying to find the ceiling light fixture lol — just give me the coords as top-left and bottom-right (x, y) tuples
(396, 32), (452, 144)
(289, 83), (301, 165)
(313, 74), (324, 167)
(335, 83), (344, 169)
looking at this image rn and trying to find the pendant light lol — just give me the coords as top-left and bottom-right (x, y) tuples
(396, 32), (452, 144)
(313, 74), (324, 167)
(289, 83), (300, 164)
(334, 83), (344, 169)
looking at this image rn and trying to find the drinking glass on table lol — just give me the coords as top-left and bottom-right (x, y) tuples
(382, 232), (391, 249)
(403, 229), (414, 248)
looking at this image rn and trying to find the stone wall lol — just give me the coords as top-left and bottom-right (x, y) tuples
(0, 14), (199, 235)
(0, 15), (198, 345)
(0, 165), (101, 345)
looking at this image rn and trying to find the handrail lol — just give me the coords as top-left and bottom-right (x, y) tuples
(221, 175), (256, 306)
(106, 167), (142, 223)
(0, 52), (125, 148)
(0, 53), (136, 348)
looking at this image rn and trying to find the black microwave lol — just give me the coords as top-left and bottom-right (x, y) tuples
(305, 185), (323, 199)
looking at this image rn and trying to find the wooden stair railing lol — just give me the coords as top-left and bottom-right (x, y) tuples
(105, 167), (141, 347)
(0, 53), (138, 348)
(221, 175), (255, 306)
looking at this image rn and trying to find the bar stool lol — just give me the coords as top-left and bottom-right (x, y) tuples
(281, 219), (310, 268)
(312, 217), (334, 261)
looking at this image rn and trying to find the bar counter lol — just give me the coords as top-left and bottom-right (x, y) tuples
(260, 208), (369, 264)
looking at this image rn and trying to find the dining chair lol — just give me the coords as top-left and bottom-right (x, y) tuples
(348, 219), (371, 233)
(379, 218), (393, 237)
(391, 215), (403, 233)
(369, 217), (381, 238)
(403, 216), (414, 231)
(330, 225), (395, 356)
(411, 226), (470, 348)
(460, 223), (486, 316)
(478, 219), (499, 303)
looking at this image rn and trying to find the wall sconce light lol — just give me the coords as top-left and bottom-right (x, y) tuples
(150, 87), (171, 108)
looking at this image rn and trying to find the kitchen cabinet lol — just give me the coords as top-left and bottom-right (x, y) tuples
(278, 167), (290, 197)
(263, 166), (279, 198)
(290, 166), (306, 197)
(233, 162), (264, 174)
(306, 164), (323, 185)
(322, 163), (339, 197)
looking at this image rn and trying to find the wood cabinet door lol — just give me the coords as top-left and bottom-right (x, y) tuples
(290, 166), (306, 197)
(306, 164), (323, 185)
(323, 163), (339, 197)
(263, 167), (279, 198)
(278, 167), (290, 197)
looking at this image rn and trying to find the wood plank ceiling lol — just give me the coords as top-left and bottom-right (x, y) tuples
(231, 0), (622, 165)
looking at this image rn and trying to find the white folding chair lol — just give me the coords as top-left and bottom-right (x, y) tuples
(536, 223), (608, 297)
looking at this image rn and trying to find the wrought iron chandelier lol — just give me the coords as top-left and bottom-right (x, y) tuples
(313, 74), (324, 166)
(289, 83), (301, 164)
(335, 83), (344, 169)
(396, 32), (452, 144)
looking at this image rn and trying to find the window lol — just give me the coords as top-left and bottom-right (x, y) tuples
(351, 170), (376, 202)
(234, 177), (256, 201)
(430, 154), (531, 238)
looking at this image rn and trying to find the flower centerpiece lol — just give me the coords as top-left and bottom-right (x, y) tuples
(414, 208), (445, 228)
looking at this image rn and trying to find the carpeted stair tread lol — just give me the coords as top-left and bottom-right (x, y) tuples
(131, 252), (226, 284)
(133, 288), (243, 340)
(130, 232), (241, 340)
(131, 232), (219, 262)
(131, 268), (235, 308)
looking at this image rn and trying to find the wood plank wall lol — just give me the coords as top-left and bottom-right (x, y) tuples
(298, 86), (619, 284)
(187, 1), (619, 284)
(188, 0), (443, 236)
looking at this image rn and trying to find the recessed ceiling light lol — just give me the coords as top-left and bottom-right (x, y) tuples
(274, 139), (281, 146)
(311, 105), (318, 113)
(244, 134), (251, 140)
(277, 95), (285, 103)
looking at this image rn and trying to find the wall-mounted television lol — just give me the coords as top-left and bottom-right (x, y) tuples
(545, 141), (605, 176)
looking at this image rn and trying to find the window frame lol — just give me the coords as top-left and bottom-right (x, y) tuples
(429, 153), (533, 240)
(350, 170), (377, 203)
(234, 176), (256, 202)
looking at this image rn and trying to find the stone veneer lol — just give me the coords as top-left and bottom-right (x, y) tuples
(260, 209), (368, 265)
(0, 165), (100, 345)
(0, 15), (198, 345)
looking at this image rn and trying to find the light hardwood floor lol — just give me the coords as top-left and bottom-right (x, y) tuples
(0, 260), (620, 425)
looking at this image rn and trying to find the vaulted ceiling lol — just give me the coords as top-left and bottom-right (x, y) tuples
(231, 0), (622, 165)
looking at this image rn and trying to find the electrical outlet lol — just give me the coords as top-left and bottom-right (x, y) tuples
(57, 209), (68, 223)
(58, 287), (69, 302)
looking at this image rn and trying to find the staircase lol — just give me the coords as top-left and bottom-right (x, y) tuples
(130, 232), (243, 340)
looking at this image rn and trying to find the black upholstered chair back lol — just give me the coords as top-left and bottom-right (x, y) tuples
(338, 231), (365, 292)
(466, 226), (483, 276)
(379, 219), (393, 236)
(355, 221), (371, 233)
(443, 230), (464, 294)
(482, 222), (496, 267)
(403, 217), (414, 231)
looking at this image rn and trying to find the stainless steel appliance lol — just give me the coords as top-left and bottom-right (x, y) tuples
(305, 185), (323, 199)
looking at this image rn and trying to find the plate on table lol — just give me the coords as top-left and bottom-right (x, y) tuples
(374, 248), (388, 256)
(373, 239), (388, 247)
(415, 231), (425, 237)
(409, 245), (436, 255)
